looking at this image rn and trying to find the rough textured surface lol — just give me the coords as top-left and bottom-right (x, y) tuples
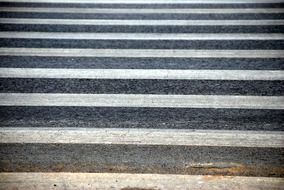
(2, 128), (282, 147)
(1, 79), (283, 95)
(1, 39), (284, 49)
(0, 0), (283, 187)
(2, 12), (284, 19)
(2, 24), (284, 33)
(1, 107), (283, 130)
(1, 57), (283, 69)
(1, 173), (284, 190)
(0, 144), (283, 176)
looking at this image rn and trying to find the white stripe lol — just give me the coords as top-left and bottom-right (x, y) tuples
(1, 68), (283, 80)
(1, 32), (284, 40)
(1, 7), (284, 14)
(1, 173), (283, 190)
(1, 48), (284, 58)
(1, 18), (283, 26)
(0, 93), (283, 109)
(1, 128), (283, 148)
(0, 0), (283, 4)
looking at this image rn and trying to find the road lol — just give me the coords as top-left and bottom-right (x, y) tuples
(0, 0), (283, 189)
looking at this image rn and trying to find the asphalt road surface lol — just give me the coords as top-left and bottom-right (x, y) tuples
(0, 0), (283, 189)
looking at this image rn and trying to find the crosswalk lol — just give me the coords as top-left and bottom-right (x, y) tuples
(0, 0), (283, 189)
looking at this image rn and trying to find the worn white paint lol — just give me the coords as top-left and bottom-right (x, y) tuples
(1, 18), (284, 26)
(1, 128), (283, 147)
(1, 48), (284, 58)
(0, 93), (283, 109)
(1, 68), (284, 80)
(1, 173), (284, 190)
(1, 32), (284, 40)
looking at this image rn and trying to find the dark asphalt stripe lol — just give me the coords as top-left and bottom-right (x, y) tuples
(1, 39), (284, 49)
(2, 12), (284, 19)
(1, 79), (283, 96)
(1, 107), (283, 130)
(2, 24), (283, 33)
(2, 7), (284, 14)
(1, 2), (284, 8)
(1, 57), (283, 70)
(0, 144), (283, 176)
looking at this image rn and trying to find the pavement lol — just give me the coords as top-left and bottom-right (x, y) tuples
(0, 0), (283, 189)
